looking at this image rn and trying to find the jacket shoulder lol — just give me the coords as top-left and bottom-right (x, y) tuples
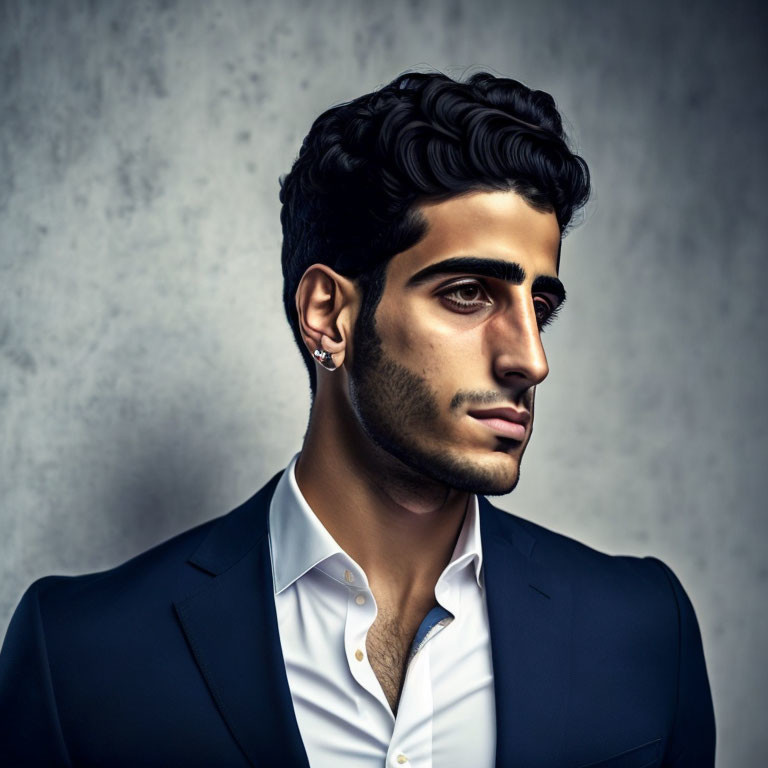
(23, 469), (283, 617)
(27, 513), (219, 610)
(483, 500), (681, 606)
(17, 489), (264, 646)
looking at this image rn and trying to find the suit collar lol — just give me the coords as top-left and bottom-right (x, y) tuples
(186, 471), (282, 577)
(478, 493), (537, 559)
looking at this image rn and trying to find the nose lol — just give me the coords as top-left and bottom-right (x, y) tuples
(490, 293), (550, 391)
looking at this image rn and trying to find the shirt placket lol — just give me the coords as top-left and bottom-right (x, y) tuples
(386, 577), (463, 768)
(385, 627), (434, 768)
(338, 564), (395, 724)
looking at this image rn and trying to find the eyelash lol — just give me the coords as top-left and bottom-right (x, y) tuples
(438, 280), (561, 330)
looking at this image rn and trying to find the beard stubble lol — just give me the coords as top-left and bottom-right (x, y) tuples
(347, 315), (526, 496)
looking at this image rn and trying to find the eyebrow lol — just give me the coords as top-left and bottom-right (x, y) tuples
(406, 256), (566, 305)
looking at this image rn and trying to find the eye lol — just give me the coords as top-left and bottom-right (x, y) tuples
(438, 280), (493, 313)
(534, 296), (562, 330)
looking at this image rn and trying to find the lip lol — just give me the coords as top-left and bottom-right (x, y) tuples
(467, 407), (530, 441)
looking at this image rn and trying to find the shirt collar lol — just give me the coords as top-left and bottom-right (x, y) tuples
(269, 453), (345, 595)
(268, 452), (484, 595)
(442, 491), (484, 589)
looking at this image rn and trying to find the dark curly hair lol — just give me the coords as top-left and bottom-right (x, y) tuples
(279, 70), (591, 397)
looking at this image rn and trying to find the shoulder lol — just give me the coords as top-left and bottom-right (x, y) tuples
(482, 498), (690, 619)
(14, 515), (219, 638)
(0, 511), (223, 734)
(482, 502), (715, 757)
(9, 469), (284, 660)
(15, 470), (283, 627)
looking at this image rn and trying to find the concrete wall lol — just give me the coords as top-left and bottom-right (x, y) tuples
(1, 0), (766, 763)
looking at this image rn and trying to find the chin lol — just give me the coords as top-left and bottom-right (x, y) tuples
(400, 440), (523, 496)
(459, 450), (522, 496)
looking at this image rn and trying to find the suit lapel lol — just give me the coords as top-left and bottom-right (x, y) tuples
(174, 472), (310, 768)
(480, 496), (572, 767)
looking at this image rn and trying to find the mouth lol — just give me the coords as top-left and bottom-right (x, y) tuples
(466, 407), (530, 441)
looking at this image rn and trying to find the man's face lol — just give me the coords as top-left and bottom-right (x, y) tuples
(347, 189), (563, 496)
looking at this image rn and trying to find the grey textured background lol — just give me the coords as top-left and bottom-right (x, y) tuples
(1, 0), (766, 763)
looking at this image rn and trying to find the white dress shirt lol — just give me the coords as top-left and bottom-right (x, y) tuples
(268, 453), (496, 768)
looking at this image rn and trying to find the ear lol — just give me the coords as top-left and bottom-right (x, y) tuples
(295, 264), (359, 371)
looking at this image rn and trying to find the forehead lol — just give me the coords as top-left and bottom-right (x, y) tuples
(386, 189), (561, 282)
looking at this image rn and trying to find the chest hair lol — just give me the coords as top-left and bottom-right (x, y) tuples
(365, 606), (422, 715)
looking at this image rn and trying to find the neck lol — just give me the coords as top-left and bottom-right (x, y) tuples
(294, 387), (470, 606)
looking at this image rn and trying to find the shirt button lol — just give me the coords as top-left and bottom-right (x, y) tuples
(355, 594), (366, 605)
(344, 570), (355, 583)
(396, 755), (408, 764)
(354, 649), (364, 662)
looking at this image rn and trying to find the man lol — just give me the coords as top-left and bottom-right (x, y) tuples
(0, 71), (715, 766)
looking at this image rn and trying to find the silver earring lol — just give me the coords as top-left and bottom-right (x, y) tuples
(313, 347), (337, 371)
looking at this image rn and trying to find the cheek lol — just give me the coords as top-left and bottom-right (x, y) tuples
(384, 314), (440, 371)
(402, 331), (480, 391)
(377, 301), (488, 380)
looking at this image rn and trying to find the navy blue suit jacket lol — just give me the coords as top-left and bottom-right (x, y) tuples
(0, 471), (715, 767)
